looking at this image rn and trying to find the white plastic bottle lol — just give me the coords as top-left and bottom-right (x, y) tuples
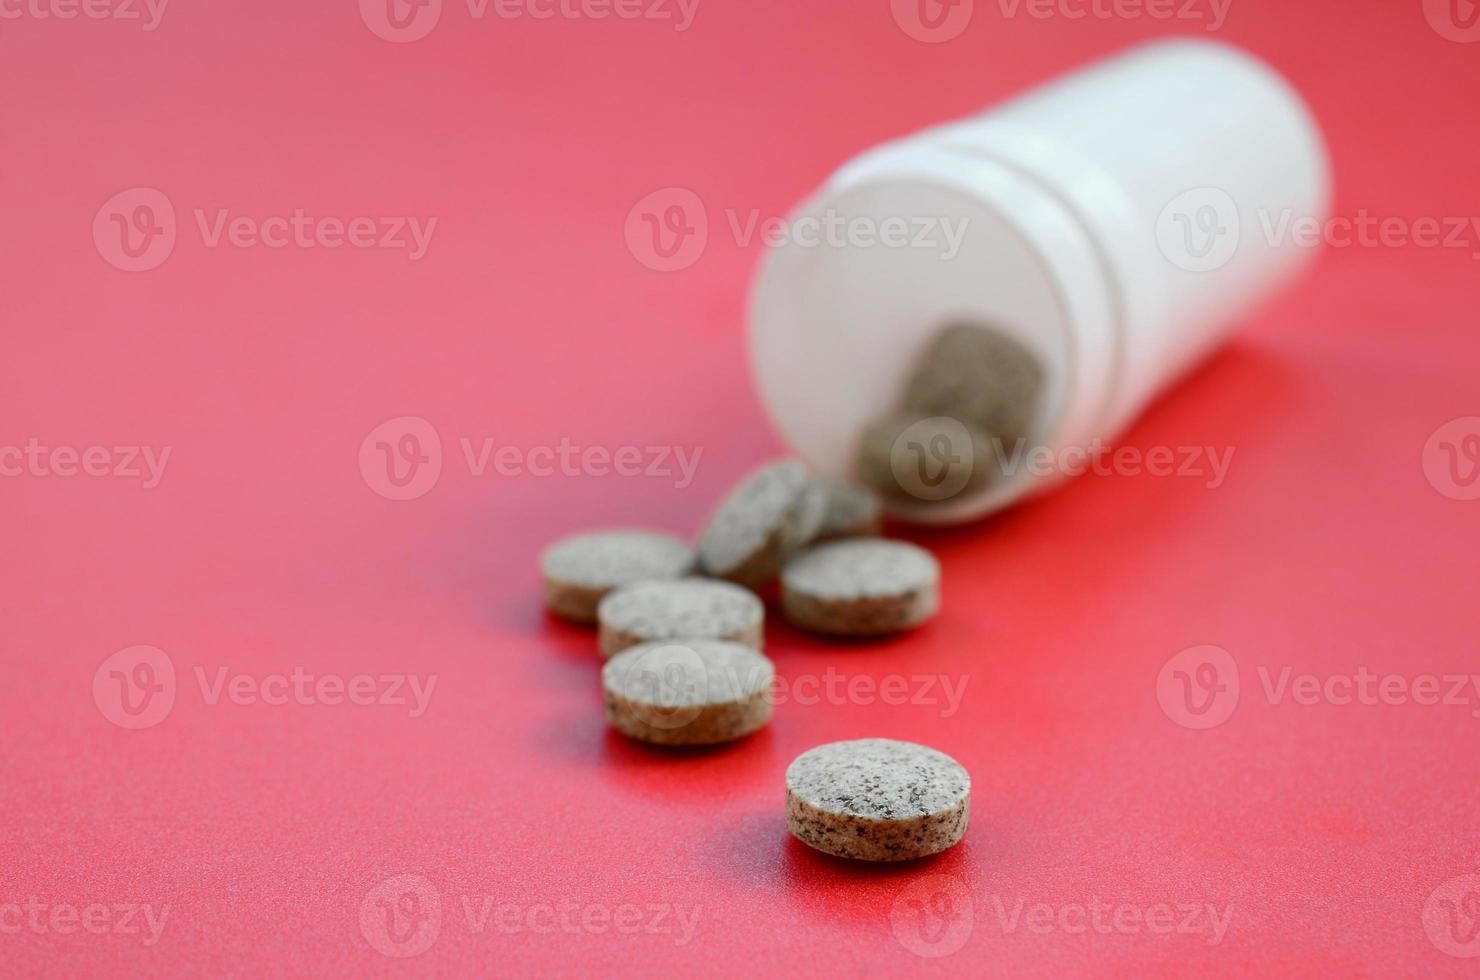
(748, 39), (1331, 524)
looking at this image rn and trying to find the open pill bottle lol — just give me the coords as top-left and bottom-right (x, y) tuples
(748, 39), (1331, 524)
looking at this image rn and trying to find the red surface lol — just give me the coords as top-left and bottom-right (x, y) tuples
(3, 1), (1479, 976)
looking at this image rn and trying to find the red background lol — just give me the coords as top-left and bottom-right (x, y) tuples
(4, 0), (1479, 975)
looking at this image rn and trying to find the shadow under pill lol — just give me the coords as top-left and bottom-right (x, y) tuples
(596, 723), (780, 774)
(521, 707), (780, 802)
(695, 810), (978, 926)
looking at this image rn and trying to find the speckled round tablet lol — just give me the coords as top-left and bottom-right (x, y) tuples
(603, 639), (774, 745)
(786, 738), (970, 861)
(781, 539), (939, 636)
(814, 480), (884, 541)
(856, 412), (997, 503)
(904, 322), (1045, 445)
(541, 529), (696, 623)
(697, 459), (825, 589)
(597, 578), (764, 658)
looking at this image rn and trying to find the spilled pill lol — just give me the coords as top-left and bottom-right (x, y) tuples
(814, 480), (884, 542)
(697, 459), (824, 589)
(781, 539), (940, 637)
(602, 639), (774, 746)
(541, 529), (695, 624)
(596, 578), (764, 659)
(785, 738), (970, 861)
